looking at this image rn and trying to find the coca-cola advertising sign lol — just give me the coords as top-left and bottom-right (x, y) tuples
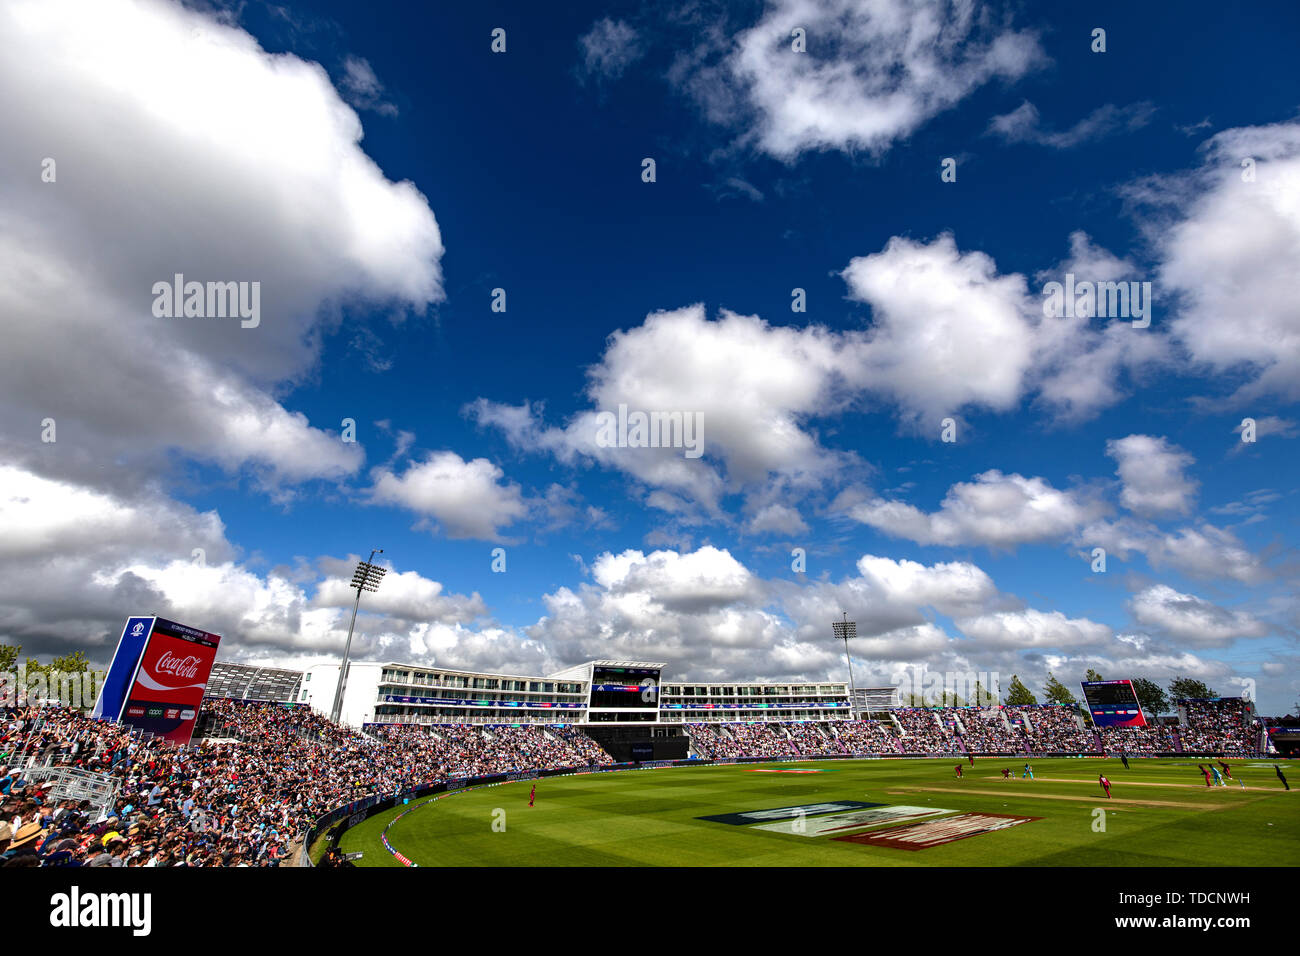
(155, 650), (203, 682)
(118, 617), (220, 745)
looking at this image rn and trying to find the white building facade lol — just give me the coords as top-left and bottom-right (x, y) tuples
(297, 658), (887, 729)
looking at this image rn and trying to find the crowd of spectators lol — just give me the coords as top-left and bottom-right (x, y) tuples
(0, 700), (613, 867)
(550, 725), (615, 765)
(1098, 724), (1176, 754)
(779, 721), (842, 756)
(1012, 706), (1099, 753)
(420, 723), (610, 778)
(684, 723), (745, 759)
(893, 709), (960, 753)
(950, 708), (1027, 753)
(1179, 699), (1260, 754)
(726, 723), (798, 757)
(831, 720), (902, 755)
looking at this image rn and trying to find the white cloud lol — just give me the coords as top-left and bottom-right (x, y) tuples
(2, 471), (1280, 701)
(775, 553), (1003, 642)
(743, 503), (810, 536)
(369, 452), (528, 541)
(1128, 584), (1268, 647)
(312, 558), (486, 623)
(1149, 525), (1267, 584)
(1156, 120), (1300, 403)
(955, 609), (1113, 651)
(987, 100), (1155, 149)
(680, 0), (1043, 160)
(469, 306), (863, 512)
(470, 232), (1172, 516)
(841, 236), (1038, 423)
(591, 546), (763, 613)
(0, 0), (442, 489)
(0, 465), (228, 565)
(1234, 416), (1297, 440)
(1107, 434), (1198, 517)
(0, 465), (483, 667)
(842, 233), (1166, 424)
(1082, 518), (1266, 585)
(339, 55), (398, 116)
(531, 547), (797, 679)
(577, 17), (644, 83)
(850, 470), (1104, 548)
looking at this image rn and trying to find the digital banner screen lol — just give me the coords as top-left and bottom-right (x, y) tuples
(662, 701), (849, 709)
(118, 617), (221, 745)
(92, 616), (156, 720)
(1081, 679), (1147, 728)
(590, 666), (659, 709)
(384, 695), (583, 709)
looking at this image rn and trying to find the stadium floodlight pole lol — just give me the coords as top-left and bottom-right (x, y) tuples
(832, 612), (858, 718)
(329, 549), (386, 725)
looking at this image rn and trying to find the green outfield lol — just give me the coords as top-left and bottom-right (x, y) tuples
(338, 758), (1298, 867)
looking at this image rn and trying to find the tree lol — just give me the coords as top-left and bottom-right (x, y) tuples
(1131, 677), (1169, 719)
(1042, 672), (1077, 705)
(1169, 677), (1217, 701)
(1084, 668), (1104, 682)
(1004, 674), (1037, 706)
(972, 680), (997, 705)
(0, 644), (18, 672)
(51, 651), (89, 673)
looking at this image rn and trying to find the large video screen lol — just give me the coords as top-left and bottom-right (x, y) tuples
(590, 665), (660, 709)
(118, 617), (222, 744)
(1081, 679), (1147, 728)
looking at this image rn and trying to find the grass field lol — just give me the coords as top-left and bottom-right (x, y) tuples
(339, 758), (1299, 867)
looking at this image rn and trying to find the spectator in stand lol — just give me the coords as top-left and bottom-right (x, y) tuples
(1178, 699), (1259, 755)
(1098, 724), (1175, 755)
(832, 720), (901, 755)
(1011, 706), (1098, 754)
(0, 699), (615, 868)
(893, 709), (959, 754)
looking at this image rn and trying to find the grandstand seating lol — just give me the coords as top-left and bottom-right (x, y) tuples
(1011, 705), (1099, 753)
(1178, 698), (1260, 755)
(1097, 724), (1177, 754)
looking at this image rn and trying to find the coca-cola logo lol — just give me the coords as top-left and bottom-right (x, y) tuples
(155, 650), (202, 681)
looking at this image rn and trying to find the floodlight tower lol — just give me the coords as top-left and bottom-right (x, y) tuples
(832, 611), (858, 717)
(330, 549), (386, 724)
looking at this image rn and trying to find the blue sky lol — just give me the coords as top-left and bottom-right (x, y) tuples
(2, 0), (1298, 712)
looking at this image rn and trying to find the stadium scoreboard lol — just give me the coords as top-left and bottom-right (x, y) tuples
(1081, 679), (1147, 728)
(589, 665), (660, 710)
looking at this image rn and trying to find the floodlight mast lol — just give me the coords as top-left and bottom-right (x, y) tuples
(330, 549), (386, 724)
(832, 611), (858, 717)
